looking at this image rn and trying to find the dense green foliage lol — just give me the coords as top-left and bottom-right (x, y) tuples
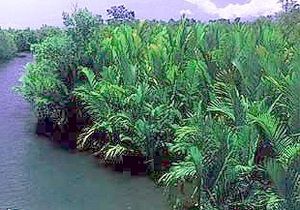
(0, 29), (17, 61)
(16, 9), (300, 210)
(0, 26), (60, 62)
(8, 28), (37, 52)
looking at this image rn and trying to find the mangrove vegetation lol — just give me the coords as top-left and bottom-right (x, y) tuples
(10, 6), (300, 210)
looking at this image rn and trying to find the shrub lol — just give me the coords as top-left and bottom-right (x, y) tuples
(16, 8), (300, 210)
(0, 30), (17, 61)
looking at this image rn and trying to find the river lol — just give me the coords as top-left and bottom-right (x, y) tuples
(0, 53), (168, 210)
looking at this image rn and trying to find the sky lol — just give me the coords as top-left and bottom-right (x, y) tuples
(0, 0), (296, 29)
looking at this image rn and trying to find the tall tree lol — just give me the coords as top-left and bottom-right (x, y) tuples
(279, 0), (299, 12)
(106, 5), (135, 23)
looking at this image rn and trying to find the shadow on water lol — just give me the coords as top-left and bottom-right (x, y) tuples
(0, 53), (168, 210)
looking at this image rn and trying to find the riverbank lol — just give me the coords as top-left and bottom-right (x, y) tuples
(0, 54), (168, 210)
(14, 8), (300, 209)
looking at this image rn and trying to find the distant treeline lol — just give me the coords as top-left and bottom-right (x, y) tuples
(0, 26), (62, 62)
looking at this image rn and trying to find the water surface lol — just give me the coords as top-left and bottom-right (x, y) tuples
(0, 54), (168, 210)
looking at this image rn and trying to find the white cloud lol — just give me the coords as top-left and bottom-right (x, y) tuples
(180, 9), (192, 16)
(184, 0), (284, 19)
